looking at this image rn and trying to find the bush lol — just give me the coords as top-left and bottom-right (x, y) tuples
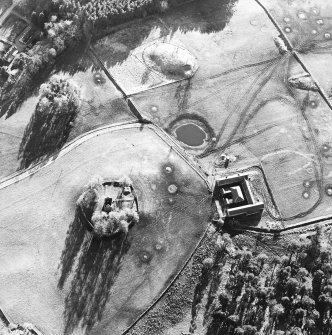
(91, 207), (139, 236)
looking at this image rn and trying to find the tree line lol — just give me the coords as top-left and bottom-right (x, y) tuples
(189, 226), (332, 335)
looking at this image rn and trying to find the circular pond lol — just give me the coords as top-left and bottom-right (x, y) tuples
(168, 114), (214, 152)
(175, 123), (207, 147)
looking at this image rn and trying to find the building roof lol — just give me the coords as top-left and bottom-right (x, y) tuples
(229, 186), (245, 203)
(213, 173), (264, 220)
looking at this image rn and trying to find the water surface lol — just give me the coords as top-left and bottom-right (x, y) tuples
(175, 123), (206, 146)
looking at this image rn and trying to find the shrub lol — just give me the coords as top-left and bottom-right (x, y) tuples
(91, 207), (138, 237)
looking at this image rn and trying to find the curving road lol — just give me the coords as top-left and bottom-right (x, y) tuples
(0, 121), (212, 335)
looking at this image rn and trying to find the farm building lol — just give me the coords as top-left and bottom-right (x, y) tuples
(213, 173), (264, 224)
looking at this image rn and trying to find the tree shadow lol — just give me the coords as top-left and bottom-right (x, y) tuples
(58, 207), (131, 335)
(1, 0), (238, 120)
(52, 39), (100, 76)
(166, 0), (238, 34)
(91, 0), (239, 70)
(17, 91), (78, 169)
(0, 59), (53, 119)
(58, 208), (87, 289)
(50, 0), (239, 78)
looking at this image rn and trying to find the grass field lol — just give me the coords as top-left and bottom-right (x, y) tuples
(92, 0), (278, 95)
(126, 228), (317, 335)
(0, 0), (12, 16)
(0, 51), (136, 179)
(1, 0), (332, 228)
(57, 53), (135, 141)
(0, 124), (211, 335)
(258, 0), (332, 95)
(131, 51), (332, 227)
(1, 0), (331, 229)
(2, 0), (332, 334)
(124, 0), (332, 228)
(0, 95), (38, 179)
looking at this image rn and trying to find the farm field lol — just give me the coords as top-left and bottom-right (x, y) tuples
(93, 0), (279, 95)
(0, 0), (12, 16)
(126, 225), (332, 335)
(257, 0), (332, 96)
(1, 0), (332, 334)
(0, 51), (135, 179)
(114, 0), (332, 228)
(0, 124), (211, 335)
(1, 0), (330, 230)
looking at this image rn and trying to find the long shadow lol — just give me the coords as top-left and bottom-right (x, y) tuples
(3, 0), (239, 171)
(91, 0), (238, 70)
(0, 0), (242, 120)
(52, 39), (99, 76)
(38, 0), (239, 80)
(58, 208), (87, 289)
(58, 207), (131, 335)
(30, 0), (239, 81)
(0, 0), (238, 118)
(17, 91), (78, 169)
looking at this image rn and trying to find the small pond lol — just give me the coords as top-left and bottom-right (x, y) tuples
(175, 123), (207, 147)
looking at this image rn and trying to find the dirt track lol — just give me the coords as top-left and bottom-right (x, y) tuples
(0, 122), (211, 335)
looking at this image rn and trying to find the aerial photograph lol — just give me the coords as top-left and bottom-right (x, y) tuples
(0, 0), (332, 334)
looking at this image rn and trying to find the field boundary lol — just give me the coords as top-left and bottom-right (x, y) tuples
(231, 214), (332, 234)
(0, 121), (210, 191)
(254, 0), (332, 111)
(89, 46), (193, 103)
(121, 223), (213, 335)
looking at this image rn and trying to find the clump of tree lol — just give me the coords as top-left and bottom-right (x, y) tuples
(0, 0), (85, 119)
(0, 321), (36, 335)
(18, 75), (79, 168)
(60, 0), (169, 25)
(189, 226), (332, 335)
(77, 177), (139, 238)
(92, 207), (139, 236)
(0, 0), (179, 119)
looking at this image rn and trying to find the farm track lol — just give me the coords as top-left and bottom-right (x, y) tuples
(254, 0), (332, 111)
(0, 2), (16, 26)
(114, 2), (332, 332)
(0, 120), (210, 191)
(1, 109), (331, 335)
(2, 1), (332, 334)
